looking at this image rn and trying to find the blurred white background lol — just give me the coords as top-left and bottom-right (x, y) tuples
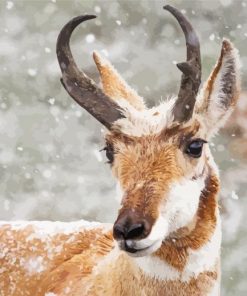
(0, 0), (246, 294)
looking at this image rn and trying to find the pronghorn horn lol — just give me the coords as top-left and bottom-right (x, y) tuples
(164, 5), (201, 123)
(56, 15), (124, 130)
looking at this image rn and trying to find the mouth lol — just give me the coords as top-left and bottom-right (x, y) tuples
(118, 239), (162, 257)
(124, 242), (149, 254)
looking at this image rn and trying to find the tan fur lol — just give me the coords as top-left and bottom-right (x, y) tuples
(107, 120), (205, 222)
(0, 224), (113, 295)
(0, 39), (240, 295)
(93, 51), (145, 111)
(0, 172), (219, 295)
(110, 136), (182, 220)
(155, 174), (219, 271)
(87, 254), (218, 296)
(0, 123), (219, 296)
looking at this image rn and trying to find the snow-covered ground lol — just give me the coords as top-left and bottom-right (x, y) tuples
(0, 0), (246, 294)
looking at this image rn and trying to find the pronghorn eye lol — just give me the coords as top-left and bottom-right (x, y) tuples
(101, 143), (114, 164)
(186, 139), (207, 158)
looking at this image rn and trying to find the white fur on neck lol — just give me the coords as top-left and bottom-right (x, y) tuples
(209, 279), (220, 296)
(134, 255), (180, 280)
(183, 211), (221, 281)
(134, 213), (221, 282)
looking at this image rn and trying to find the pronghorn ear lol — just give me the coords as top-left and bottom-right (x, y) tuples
(196, 39), (241, 136)
(93, 51), (145, 111)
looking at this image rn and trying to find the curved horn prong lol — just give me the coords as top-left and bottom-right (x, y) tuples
(56, 15), (124, 129)
(164, 5), (201, 122)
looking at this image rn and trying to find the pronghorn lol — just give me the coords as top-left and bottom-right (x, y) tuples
(0, 5), (241, 296)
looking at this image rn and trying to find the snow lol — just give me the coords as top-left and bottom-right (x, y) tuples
(231, 191), (239, 200)
(42, 169), (52, 179)
(48, 97), (55, 105)
(86, 34), (95, 44)
(209, 33), (215, 41)
(27, 68), (37, 77)
(0, 220), (105, 236)
(45, 47), (51, 53)
(94, 6), (101, 14)
(6, 1), (14, 10)
(0, 1), (246, 295)
(23, 256), (46, 275)
(220, 0), (233, 7)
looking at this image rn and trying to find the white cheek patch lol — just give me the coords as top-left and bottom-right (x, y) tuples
(164, 177), (205, 233)
(147, 215), (169, 242)
(131, 215), (169, 250)
(115, 176), (205, 246)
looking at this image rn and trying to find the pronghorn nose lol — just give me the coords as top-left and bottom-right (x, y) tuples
(113, 213), (151, 240)
(113, 223), (145, 240)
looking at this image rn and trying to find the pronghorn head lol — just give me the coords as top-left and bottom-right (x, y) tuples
(57, 6), (240, 257)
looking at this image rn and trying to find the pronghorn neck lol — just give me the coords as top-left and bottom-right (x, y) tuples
(0, 166), (221, 296)
(156, 172), (219, 268)
(88, 172), (221, 295)
(133, 171), (221, 283)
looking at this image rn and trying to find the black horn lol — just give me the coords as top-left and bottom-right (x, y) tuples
(164, 5), (201, 122)
(56, 15), (124, 129)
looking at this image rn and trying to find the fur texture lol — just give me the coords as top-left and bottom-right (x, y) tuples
(0, 39), (241, 295)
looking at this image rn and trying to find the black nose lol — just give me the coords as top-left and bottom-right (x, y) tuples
(113, 210), (152, 240)
(113, 222), (146, 240)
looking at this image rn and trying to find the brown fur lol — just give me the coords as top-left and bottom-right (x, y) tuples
(155, 174), (219, 270)
(110, 135), (182, 221)
(0, 172), (219, 295)
(0, 225), (113, 295)
(0, 227), (218, 296)
(87, 254), (218, 296)
(107, 120), (205, 226)
(0, 38), (240, 295)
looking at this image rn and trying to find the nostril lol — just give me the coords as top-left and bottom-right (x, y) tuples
(113, 223), (125, 240)
(126, 223), (145, 239)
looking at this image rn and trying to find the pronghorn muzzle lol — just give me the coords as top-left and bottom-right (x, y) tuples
(113, 210), (152, 253)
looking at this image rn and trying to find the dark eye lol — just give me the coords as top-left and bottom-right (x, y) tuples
(101, 143), (114, 164)
(185, 139), (207, 158)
